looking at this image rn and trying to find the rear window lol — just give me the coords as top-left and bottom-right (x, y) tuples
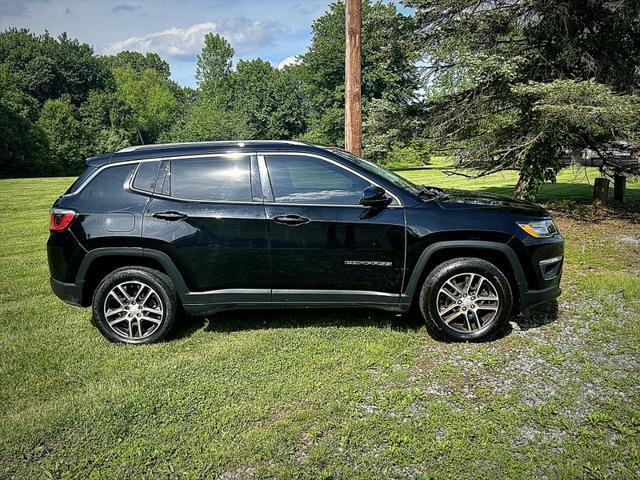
(169, 156), (252, 202)
(64, 166), (98, 194)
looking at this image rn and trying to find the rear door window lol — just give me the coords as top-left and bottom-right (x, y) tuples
(169, 155), (252, 202)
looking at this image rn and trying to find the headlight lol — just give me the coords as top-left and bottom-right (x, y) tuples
(517, 219), (558, 238)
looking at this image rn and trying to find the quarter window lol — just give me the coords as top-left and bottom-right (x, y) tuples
(265, 154), (370, 205)
(133, 161), (161, 193)
(170, 156), (252, 202)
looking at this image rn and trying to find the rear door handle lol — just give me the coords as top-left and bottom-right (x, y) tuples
(152, 211), (188, 221)
(273, 214), (311, 226)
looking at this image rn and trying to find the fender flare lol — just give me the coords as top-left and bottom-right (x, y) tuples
(403, 240), (527, 301)
(76, 247), (189, 296)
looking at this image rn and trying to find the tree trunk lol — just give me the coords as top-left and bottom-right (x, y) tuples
(593, 178), (609, 206)
(614, 174), (626, 204)
(514, 173), (527, 200)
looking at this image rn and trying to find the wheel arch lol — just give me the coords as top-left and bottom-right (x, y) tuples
(404, 241), (526, 307)
(76, 248), (188, 306)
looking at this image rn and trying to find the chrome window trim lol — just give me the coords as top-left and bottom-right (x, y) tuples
(65, 150), (404, 208)
(258, 151), (403, 207)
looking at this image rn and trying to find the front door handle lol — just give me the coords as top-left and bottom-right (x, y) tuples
(273, 214), (311, 226)
(152, 211), (188, 221)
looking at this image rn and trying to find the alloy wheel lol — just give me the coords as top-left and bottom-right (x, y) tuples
(103, 281), (164, 340)
(436, 272), (499, 333)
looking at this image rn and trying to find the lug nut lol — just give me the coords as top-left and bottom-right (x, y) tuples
(471, 304), (476, 309)
(457, 300), (462, 304)
(462, 307), (467, 311)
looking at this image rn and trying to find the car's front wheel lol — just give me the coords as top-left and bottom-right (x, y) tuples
(92, 267), (178, 344)
(419, 257), (513, 341)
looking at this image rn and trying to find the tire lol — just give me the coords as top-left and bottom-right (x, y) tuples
(419, 257), (513, 341)
(92, 266), (178, 344)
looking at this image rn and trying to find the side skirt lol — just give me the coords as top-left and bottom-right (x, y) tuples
(182, 289), (411, 316)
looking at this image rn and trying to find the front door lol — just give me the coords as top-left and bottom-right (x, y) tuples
(260, 153), (405, 301)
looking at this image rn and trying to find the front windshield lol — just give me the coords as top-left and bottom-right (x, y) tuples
(327, 148), (422, 196)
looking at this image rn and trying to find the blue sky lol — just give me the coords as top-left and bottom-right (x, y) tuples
(0, 0), (410, 87)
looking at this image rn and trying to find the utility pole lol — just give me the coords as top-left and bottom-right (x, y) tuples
(345, 0), (362, 155)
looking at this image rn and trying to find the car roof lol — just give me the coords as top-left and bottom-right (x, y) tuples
(85, 140), (331, 166)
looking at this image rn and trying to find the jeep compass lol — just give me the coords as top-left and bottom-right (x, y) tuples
(47, 141), (564, 343)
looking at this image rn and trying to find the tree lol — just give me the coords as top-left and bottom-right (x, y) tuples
(231, 60), (309, 139)
(407, 0), (640, 198)
(196, 33), (234, 92)
(0, 29), (109, 105)
(301, 0), (418, 148)
(0, 64), (49, 176)
(100, 51), (171, 79)
(78, 90), (136, 154)
(161, 99), (251, 143)
(36, 97), (87, 174)
(113, 66), (178, 144)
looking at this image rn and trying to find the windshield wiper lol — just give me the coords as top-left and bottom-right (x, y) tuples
(418, 185), (448, 200)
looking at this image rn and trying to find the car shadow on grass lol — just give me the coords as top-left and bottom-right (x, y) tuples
(172, 301), (559, 341)
(172, 308), (424, 338)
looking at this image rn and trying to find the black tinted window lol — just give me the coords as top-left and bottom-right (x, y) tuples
(133, 161), (160, 193)
(65, 166), (97, 194)
(170, 156), (252, 202)
(265, 154), (369, 205)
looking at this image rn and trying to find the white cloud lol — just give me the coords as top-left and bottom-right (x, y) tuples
(104, 17), (288, 60)
(277, 55), (301, 69)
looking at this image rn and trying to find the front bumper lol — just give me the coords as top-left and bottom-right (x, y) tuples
(521, 283), (562, 307)
(50, 277), (84, 307)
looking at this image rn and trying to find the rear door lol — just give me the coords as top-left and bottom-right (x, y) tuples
(141, 154), (270, 303)
(260, 152), (405, 302)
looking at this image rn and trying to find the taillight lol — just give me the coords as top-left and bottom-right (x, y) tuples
(50, 208), (77, 232)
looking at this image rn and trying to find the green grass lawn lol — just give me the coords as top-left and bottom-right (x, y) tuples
(399, 162), (640, 205)
(1, 172), (639, 479)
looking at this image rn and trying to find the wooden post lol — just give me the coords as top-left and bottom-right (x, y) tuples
(614, 174), (626, 204)
(345, 0), (362, 156)
(593, 178), (610, 206)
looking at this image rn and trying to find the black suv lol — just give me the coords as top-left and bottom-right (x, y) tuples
(48, 141), (563, 343)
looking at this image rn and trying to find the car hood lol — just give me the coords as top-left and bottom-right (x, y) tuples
(435, 189), (548, 216)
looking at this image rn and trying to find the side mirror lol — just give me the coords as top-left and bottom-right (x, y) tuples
(360, 185), (392, 208)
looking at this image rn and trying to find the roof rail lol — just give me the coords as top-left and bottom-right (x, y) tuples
(117, 140), (308, 153)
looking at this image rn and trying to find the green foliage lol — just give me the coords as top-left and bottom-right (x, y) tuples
(0, 28), (108, 105)
(113, 66), (178, 144)
(407, 0), (640, 198)
(362, 98), (427, 163)
(36, 97), (87, 174)
(232, 60), (309, 139)
(77, 90), (135, 153)
(100, 50), (170, 79)
(161, 99), (251, 143)
(196, 33), (234, 91)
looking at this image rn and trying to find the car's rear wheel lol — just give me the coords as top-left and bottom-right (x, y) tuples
(92, 267), (178, 344)
(419, 257), (513, 341)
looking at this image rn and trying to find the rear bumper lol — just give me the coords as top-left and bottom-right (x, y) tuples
(50, 277), (84, 307)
